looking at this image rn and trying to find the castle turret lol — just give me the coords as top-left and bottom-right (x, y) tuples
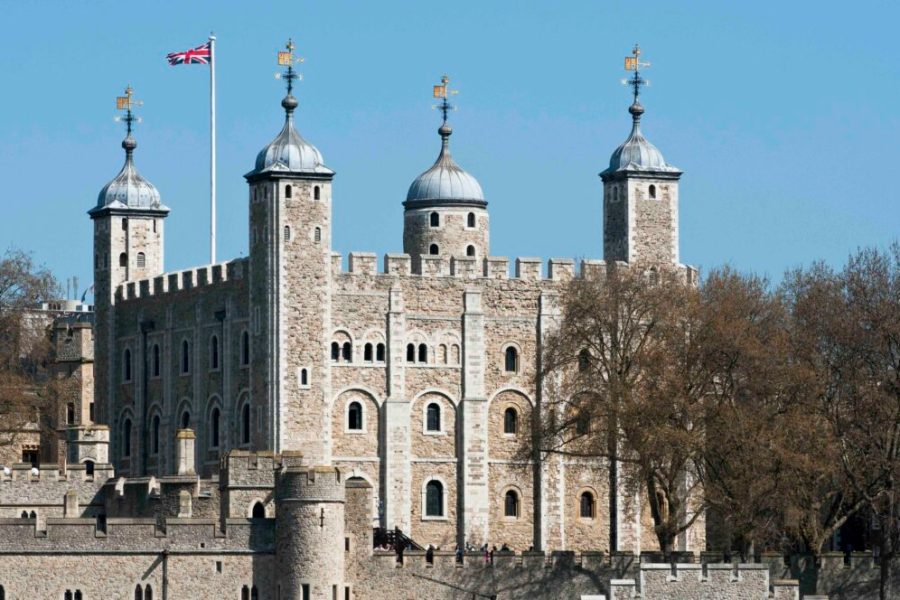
(88, 86), (168, 451)
(275, 458), (345, 600)
(404, 75), (488, 271)
(600, 46), (681, 267)
(244, 40), (334, 459)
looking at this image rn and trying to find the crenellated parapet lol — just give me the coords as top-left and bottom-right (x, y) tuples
(114, 257), (248, 302)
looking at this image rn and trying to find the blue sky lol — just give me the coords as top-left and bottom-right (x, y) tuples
(0, 1), (897, 300)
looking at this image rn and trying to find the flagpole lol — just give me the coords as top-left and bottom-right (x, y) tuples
(209, 33), (217, 264)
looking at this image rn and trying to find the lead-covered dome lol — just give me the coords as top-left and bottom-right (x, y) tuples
(405, 124), (485, 206)
(91, 134), (167, 214)
(601, 102), (680, 176)
(248, 94), (332, 177)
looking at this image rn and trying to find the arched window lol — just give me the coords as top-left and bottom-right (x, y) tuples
(145, 585), (153, 600)
(406, 343), (415, 362)
(576, 412), (590, 435)
(151, 415), (160, 455)
(135, 584), (143, 600)
(439, 344), (447, 364)
(503, 407), (518, 434)
(504, 346), (519, 373)
(123, 419), (132, 457)
(242, 586), (250, 600)
(418, 343), (428, 363)
(0, 584), (4, 600)
(65, 591), (72, 600)
(425, 480), (444, 517)
(429, 244), (439, 255)
(251, 502), (265, 519)
(181, 340), (190, 374)
(20, 511), (27, 518)
(341, 341), (352, 362)
(451, 344), (460, 364)
(29, 511), (36, 519)
(210, 335), (219, 370)
(578, 349), (591, 372)
(348, 402), (363, 431)
(467, 212), (476, 227)
(429, 212), (439, 227)
(136, 252), (146, 268)
(123, 348), (132, 382)
(251, 586), (259, 600)
(426, 403), (441, 432)
(300, 368), (308, 386)
(649, 184), (657, 199)
(85, 460), (95, 477)
(331, 341), (340, 361)
(376, 343), (385, 362)
(283, 225), (291, 241)
(466, 245), (476, 257)
(210, 407), (220, 448)
(314, 227), (322, 243)
(119, 252), (127, 267)
(67, 402), (76, 425)
(122, 218), (128, 230)
(241, 403), (251, 445)
(580, 491), (595, 518)
(314, 185), (321, 200)
(152, 344), (160, 377)
(504, 490), (519, 517)
(364, 343), (373, 362)
(181, 411), (191, 429)
(285, 184), (292, 198)
(241, 331), (250, 366)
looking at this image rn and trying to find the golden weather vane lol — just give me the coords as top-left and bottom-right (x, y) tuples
(276, 38), (304, 95)
(622, 43), (651, 103)
(114, 85), (143, 135)
(432, 74), (459, 124)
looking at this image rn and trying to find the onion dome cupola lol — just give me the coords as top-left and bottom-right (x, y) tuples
(89, 86), (168, 217)
(403, 75), (489, 267)
(246, 40), (333, 180)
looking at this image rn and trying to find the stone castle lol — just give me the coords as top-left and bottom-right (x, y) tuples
(0, 46), (853, 599)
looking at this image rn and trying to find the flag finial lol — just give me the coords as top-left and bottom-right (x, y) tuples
(276, 38), (304, 100)
(621, 44), (651, 122)
(432, 74), (459, 126)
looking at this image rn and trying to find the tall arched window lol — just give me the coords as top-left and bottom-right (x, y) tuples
(467, 212), (476, 227)
(341, 341), (352, 362)
(649, 184), (657, 199)
(145, 585), (153, 600)
(85, 460), (95, 477)
(425, 480), (444, 517)
(242, 585), (250, 600)
(181, 340), (190, 374)
(210, 335), (219, 370)
(300, 368), (308, 385)
(503, 407), (518, 434)
(429, 244), (439, 255)
(466, 245), (476, 257)
(314, 185), (321, 200)
(119, 252), (127, 267)
(418, 343), (428, 363)
(251, 502), (265, 519)
(210, 407), (220, 448)
(504, 490), (519, 517)
(578, 349), (591, 372)
(241, 331), (250, 366)
(331, 341), (340, 361)
(241, 403), (251, 445)
(135, 584), (142, 600)
(152, 344), (160, 377)
(406, 343), (415, 362)
(67, 402), (76, 425)
(348, 402), (363, 431)
(122, 419), (132, 457)
(580, 491), (595, 518)
(0, 584), (5, 600)
(122, 218), (128, 230)
(136, 252), (146, 268)
(283, 225), (291, 241)
(426, 403), (441, 432)
(65, 591), (73, 600)
(151, 415), (160, 455)
(376, 343), (386, 362)
(285, 184), (292, 198)
(181, 411), (191, 429)
(364, 343), (373, 362)
(504, 346), (519, 373)
(123, 348), (132, 382)
(429, 212), (439, 227)
(251, 586), (259, 600)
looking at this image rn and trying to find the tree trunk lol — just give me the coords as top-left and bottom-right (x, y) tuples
(879, 533), (892, 600)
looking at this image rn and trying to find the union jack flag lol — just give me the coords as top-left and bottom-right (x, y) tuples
(167, 41), (212, 65)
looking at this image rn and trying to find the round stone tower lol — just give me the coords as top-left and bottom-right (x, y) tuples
(403, 76), (488, 271)
(275, 458), (345, 600)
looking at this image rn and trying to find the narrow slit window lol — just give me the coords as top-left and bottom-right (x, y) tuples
(241, 331), (250, 365)
(285, 184), (292, 198)
(429, 211), (439, 227)
(123, 348), (132, 382)
(284, 225), (291, 241)
(649, 184), (657, 199)
(406, 343), (415, 363)
(181, 340), (190, 374)
(364, 343), (373, 362)
(341, 341), (352, 362)
(314, 186), (321, 200)
(210, 408), (220, 448)
(376, 343), (385, 362)
(152, 344), (160, 377)
(300, 368), (308, 386)
(331, 342), (340, 361)
(210, 335), (219, 370)
(467, 212), (476, 227)
(242, 403), (251, 445)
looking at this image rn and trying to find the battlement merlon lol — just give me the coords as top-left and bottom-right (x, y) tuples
(115, 257), (248, 302)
